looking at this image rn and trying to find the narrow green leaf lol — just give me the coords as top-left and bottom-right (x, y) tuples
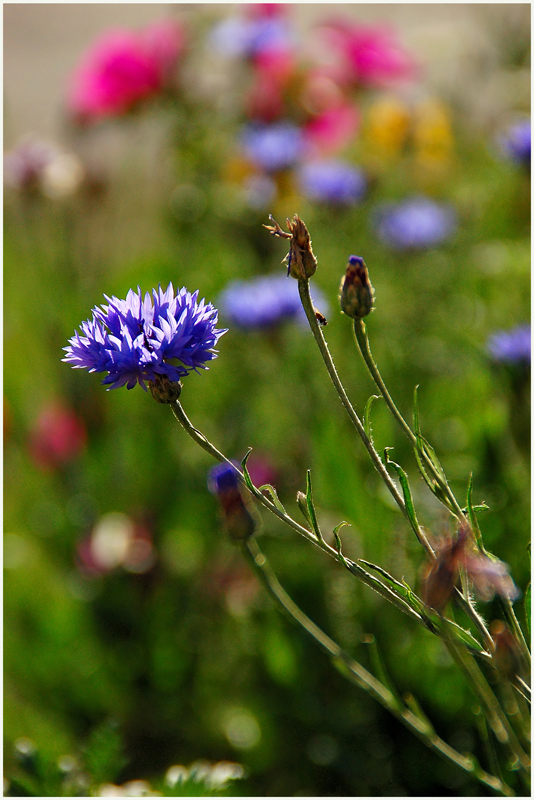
(384, 449), (421, 537)
(413, 385), (421, 436)
(465, 473), (486, 551)
(259, 484), (287, 514)
(305, 470), (324, 543)
(240, 448), (255, 493)
(363, 394), (381, 442)
(359, 559), (424, 614)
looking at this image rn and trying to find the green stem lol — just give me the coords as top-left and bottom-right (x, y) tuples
(170, 400), (433, 629)
(353, 318), (468, 524)
(297, 280), (433, 554)
(243, 537), (514, 797)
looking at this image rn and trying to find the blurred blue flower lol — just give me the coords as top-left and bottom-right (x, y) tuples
(219, 274), (328, 330)
(210, 16), (292, 58)
(298, 160), (367, 205)
(208, 461), (241, 495)
(374, 196), (457, 249)
(63, 284), (226, 390)
(241, 122), (303, 172)
(487, 324), (531, 365)
(499, 119), (531, 168)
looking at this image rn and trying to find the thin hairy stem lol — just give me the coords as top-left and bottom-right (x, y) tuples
(353, 318), (468, 524)
(296, 279), (436, 558)
(243, 537), (515, 797)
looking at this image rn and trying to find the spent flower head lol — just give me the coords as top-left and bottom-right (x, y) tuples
(264, 214), (317, 280)
(208, 462), (257, 541)
(63, 283), (226, 391)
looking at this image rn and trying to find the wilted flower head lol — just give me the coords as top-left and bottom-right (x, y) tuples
(374, 196), (457, 250)
(241, 122), (303, 172)
(321, 21), (416, 88)
(67, 20), (184, 122)
(499, 119), (531, 168)
(63, 283), (226, 391)
(487, 324), (531, 365)
(29, 403), (87, 470)
(219, 274), (328, 330)
(298, 160), (366, 205)
(422, 525), (519, 613)
(208, 462), (256, 541)
(264, 214), (317, 280)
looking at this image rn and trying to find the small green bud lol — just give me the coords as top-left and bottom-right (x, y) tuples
(148, 375), (182, 404)
(339, 256), (374, 319)
(264, 214), (317, 280)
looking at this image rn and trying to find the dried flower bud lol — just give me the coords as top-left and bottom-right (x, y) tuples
(264, 214), (317, 280)
(148, 375), (182, 404)
(339, 255), (374, 319)
(208, 462), (257, 541)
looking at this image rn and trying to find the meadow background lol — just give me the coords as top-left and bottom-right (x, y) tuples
(4, 4), (530, 796)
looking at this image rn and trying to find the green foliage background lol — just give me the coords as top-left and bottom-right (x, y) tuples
(4, 5), (530, 797)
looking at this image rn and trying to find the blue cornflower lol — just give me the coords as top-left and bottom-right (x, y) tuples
(241, 122), (303, 172)
(218, 274), (328, 330)
(499, 119), (531, 168)
(487, 324), (531, 365)
(298, 160), (367, 205)
(63, 283), (226, 390)
(374, 196), (456, 250)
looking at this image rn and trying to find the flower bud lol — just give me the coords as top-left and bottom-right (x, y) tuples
(208, 462), (257, 541)
(339, 255), (374, 319)
(148, 375), (182, 404)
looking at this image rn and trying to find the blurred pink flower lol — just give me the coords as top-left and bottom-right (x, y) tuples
(322, 22), (417, 88)
(67, 19), (184, 122)
(29, 404), (87, 470)
(247, 49), (296, 121)
(303, 103), (360, 156)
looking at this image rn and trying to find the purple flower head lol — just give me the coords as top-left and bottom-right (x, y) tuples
(211, 16), (292, 59)
(241, 122), (304, 172)
(298, 160), (367, 205)
(4, 138), (59, 191)
(208, 461), (241, 495)
(219, 274), (328, 330)
(487, 324), (531, 365)
(374, 196), (456, 250)
(499, 120), (531, 168)
(63, 283), (227, 390)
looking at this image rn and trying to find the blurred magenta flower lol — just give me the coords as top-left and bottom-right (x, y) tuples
(303, 103), (360, 156)
(298, 159), (366, 205)
(67, 19), (185, 122)
(63, 284), (226, 391)
(240, 122), (303, 171)
(499, 119), (531, 169)
(246, 49), (296, 122)
(321, 21), (416, 88)
(487, 324), (531, 365)
(218, 274), (328, 330)
(374, 196), (456, 249)
(29, 403), (87, 470)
